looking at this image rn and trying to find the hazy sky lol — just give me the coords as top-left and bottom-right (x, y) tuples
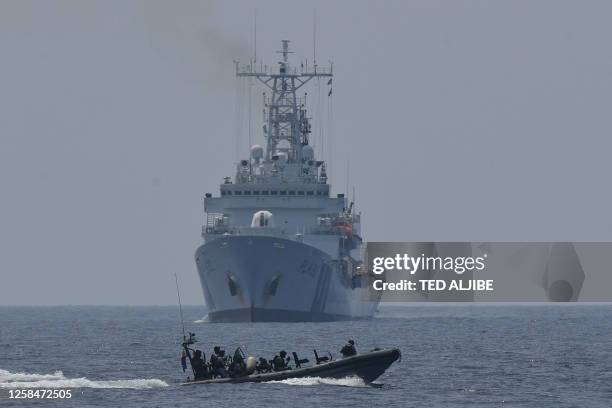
(1, 0), (611, 305)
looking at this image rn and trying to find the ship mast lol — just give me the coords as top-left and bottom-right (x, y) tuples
(235, 40), (332, 164)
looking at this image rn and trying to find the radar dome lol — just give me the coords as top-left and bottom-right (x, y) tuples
(250, 145), (264, 162)
(302, 145), (314, 161)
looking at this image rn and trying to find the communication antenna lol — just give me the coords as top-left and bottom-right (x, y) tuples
(174, 273), (186, 339)
(317, 77), (324, 161)
(253, 9), (257, 63)
(248, 77), (253, 148)
(234, 69), (244, 161)
(313, 9), (317, 70)
(346, 158), (350, 198)
(327, 78), (333, 177)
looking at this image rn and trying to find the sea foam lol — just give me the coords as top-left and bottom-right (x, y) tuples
(268, 376), (370, 387)
(0, 368), (168, 389)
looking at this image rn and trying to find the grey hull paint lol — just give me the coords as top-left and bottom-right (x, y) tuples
(206, 308), (372, 323)
(195, 235), (378, 322)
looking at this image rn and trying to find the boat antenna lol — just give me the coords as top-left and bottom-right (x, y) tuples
(174, 273), (186, 339)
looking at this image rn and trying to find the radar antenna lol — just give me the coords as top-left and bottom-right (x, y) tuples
(235, 41), (332, 164)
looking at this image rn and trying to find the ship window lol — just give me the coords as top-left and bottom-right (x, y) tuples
(244, 191), (251, 195)
(298, 191), (305, 195)
(226, 191), (232, 195)
(221, 191), (226, 196)
(262, 190), (269, 195)
(235, 191), (242, 195)
(316, 191), (322, 196)
(289, 191), (296, 195)
(253, 191), (260, 195)
(271, 191), (278, 195)
(280, 191), (287, 195)
(307, 191), (314, 196)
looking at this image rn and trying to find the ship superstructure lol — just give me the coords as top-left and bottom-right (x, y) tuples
(195, 41), (379, 321)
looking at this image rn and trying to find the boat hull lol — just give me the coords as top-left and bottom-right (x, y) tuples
(195, 235), (378, 322)
(182, 348), (401, 385)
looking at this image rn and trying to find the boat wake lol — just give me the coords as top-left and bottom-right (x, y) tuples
(193, 314), (210, 324)
(268, 376), (371, 387)
(0, 369), (168, 389)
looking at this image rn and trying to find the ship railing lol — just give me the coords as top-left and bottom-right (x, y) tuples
(202, 225), (230, 235)
(308, 225), (342, 235)
(203, 226), (285, 236)
(203, 225), (351, 237)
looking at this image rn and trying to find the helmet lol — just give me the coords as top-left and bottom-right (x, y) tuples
(348, 340), (355, 345)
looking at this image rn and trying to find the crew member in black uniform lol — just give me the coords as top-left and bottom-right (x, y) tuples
(191, 349), (208, 379)
(340, 340), (357, 357)
(229, 348), (246, 377)
(272, 350), (290, 371)
(210, 346), (228, 378)
(256, 357), (272, 373)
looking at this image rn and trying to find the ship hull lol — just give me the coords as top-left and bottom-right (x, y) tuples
(195, 235), (378, 322)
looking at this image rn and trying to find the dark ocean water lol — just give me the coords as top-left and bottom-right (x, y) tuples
(1, 305), (611, 407)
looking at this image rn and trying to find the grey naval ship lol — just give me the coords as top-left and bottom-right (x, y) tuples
(195, 41), (380, 322)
